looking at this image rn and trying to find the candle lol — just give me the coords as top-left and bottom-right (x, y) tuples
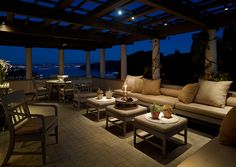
(124, 82), (127, 96)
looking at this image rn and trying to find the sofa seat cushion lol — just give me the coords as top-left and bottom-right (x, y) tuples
(128, 92), (178, 107)
(178, 137), (236, 167)
(160, 88), (181, 97)
(175, 102), (232, 120)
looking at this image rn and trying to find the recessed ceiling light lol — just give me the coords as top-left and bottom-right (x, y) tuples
(62, 43), (67, 47)
(118, 10), (123, 15)
(224, 7), (229, 11)
(131, 16), (135, 20)
(164, 23), (168, 26)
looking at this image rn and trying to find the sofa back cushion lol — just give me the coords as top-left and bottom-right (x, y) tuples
(219, 106), (236, 146)
(141, 79), (161, 95)
(131, 78), (143, 93)
(160, 88), (181, 97)
(124, 75), (143, 91)
(194, 79), (232, 108)
(178, 83), (199, 103)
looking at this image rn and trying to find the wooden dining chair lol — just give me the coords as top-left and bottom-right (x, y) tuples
(1, 90), (58, 166)
(32, 79), (49, 101)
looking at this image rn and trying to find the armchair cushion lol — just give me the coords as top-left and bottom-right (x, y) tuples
(219, 106), (236, 146)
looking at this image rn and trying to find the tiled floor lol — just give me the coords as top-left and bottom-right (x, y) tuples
(0, 102), (215, 167)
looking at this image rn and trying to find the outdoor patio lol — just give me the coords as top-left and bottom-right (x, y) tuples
(0, 102), (214, 167)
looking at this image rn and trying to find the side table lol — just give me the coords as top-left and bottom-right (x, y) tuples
(106, 105), (147, 136)
(86, 97), (115, 121)
(133, 113), (187, 157)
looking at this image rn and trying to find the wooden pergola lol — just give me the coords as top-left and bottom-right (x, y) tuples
(0, 0), (236, 79)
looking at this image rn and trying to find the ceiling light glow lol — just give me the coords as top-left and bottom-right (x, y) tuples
(118, 10), (123, 15)
(131, 16), (135, 20)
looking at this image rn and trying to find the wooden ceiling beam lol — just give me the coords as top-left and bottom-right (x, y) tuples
(0, 32), (107, 50)
(0, 21), (121, 44)
(0, 0), (157, 38)
(138, 0), (211, 27)
(58, 0), (75, 9)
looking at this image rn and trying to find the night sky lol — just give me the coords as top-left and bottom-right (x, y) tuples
(0, 30), (223, 65)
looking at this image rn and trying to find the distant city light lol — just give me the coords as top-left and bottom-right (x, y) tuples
(118, 10), (123, 15)
(131, 16), (135, 20)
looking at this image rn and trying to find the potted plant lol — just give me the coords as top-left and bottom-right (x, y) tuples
(96, 88), (103, 99)
(162, 104), (173, 119)
(149, 103), (161, 119)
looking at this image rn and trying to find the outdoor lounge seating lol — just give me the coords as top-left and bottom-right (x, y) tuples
(1, 90), (58, 166)
(114, 75), (236, 125)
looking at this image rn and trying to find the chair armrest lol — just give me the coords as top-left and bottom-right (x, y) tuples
(27, 102), (58, 116)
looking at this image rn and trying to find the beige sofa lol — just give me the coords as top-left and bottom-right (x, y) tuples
(114, 77), (236, 167)
(114, 84), (236, 125)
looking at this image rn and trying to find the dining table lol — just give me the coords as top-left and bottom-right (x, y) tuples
(46, 79), (72, 100)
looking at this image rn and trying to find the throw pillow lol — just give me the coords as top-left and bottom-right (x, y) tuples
(178, 83), (199, 104)
(132, 78), (143, 93)
(124, 75), (143, 91)
(219, 106), (236, 146)
(194, 79), (232, 108)
(141, 79), (161, 95)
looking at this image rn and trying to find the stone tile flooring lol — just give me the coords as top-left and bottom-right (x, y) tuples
(0, 103), (215, 167)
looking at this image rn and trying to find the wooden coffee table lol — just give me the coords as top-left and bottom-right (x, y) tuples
(133, 113), (187, 157)
(86, 97), (115, 121)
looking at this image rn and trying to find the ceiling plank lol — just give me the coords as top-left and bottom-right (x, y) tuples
(139, 0), (211, 27)
(0, 0), (157, 38)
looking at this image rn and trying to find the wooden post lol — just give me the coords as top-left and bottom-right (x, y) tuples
(152, 39), (160, 80)
(26, 47), (32, 80)
(121, 44), (127, 81)
(59, 49), (64, 75)
(100, 48), (105, 78)
(86, 51), (91, 78)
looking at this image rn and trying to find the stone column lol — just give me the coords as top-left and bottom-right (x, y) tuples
(86, 51), (91, 78)
(152, 39), (160, 80)
(121, 44), (127, 81)
(205, 29), (217, 78)
(100, 48), (105, 78)
(59, 49), (64, 75)
(26, 47), (32, 80)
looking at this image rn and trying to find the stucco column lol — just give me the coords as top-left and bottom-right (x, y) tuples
(26, 47), (32, 80)
(121, 44), (127, 81)
(59, 49), (64, 75)
(86, 51), (91, 78)
(100, 48), (105, 78)
(152, 39), (160, 80)
(205, 29), (217, 78)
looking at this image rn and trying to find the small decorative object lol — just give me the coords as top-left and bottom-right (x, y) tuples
(105, 89), (113, 99)
(162, 104), (173, 119)
(0, 59), (11, 85)
(149, 104), (161, 119)
(96, 88), (103, 99)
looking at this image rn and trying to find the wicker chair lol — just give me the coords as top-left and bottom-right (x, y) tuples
(1, 90), (58, 166)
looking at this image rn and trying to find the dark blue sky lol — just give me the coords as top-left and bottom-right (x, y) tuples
(0, 30), (223, 64)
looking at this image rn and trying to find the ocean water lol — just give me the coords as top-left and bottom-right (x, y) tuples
(32, 66), (115, 78)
